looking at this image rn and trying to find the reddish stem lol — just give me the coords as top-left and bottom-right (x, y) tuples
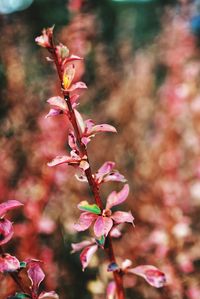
(48, 39), (125, 299)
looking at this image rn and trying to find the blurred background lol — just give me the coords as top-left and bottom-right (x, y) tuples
(0, 0), (200, 298)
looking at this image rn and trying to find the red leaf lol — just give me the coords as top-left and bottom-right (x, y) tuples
(0, 218), (14, 246)
(38, 291), (59, 299)
(47, 96), (67, 111)
(27, 260), (45, 294)
(0, 254), (20, 273)
(68, 130), (77, 151)
(45, 108), (62, 118)
(94, 216), (113, 237)
(127, 265), (166, 288)
(68, 81), (87, 92)
(80, 244), (98, 271)
(47, 155), (79, 167)
(90, 124), (117, 134)
(0, 200), (23, 218)
(106, 281), (116, 299)
(111, 211), (134, 225)
(106, 184), (129, 209)
(74, 109), (86, 134)
(71, 240), (94, 253)
(74, 212), (97, 232)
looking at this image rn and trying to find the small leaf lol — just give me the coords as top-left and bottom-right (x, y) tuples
(106, 281), (116, 299)
(111, 211), (134, 225)
(95, 235), (105, 247)
(20, 261), (27, 269)
(27, 260), (45, 294)
(68, 81), (87, 92)
(0, 200), (23, 218)
(0, 218), (14, 246)
(98, 162), (115, 175)
(45, 108), (62, 118)
(71, 240), (94, 253)
(74, 109), (86, 134)
(78, 201), (101, 215)
(0, 254), (20, 273)
(106, 184), (129, 209)
(80, 244), (98, 271)
(79, 160), (90, 171)
(107, 262), (119, 272)
(62, 54), (83, 66)
(38, 291), (59, 299)
(94, 216), (113, 237)
(68, 130), (77, 151)
(47, 96), (67, 111)
(63, 64), (75, 90)
(90, 124), (117, 134)
(47, 155), (79, 167)
(110, 227), (122, 238)
(7, 293), (31, 299)
(127, 265), (166, 288)
(74, 212), (97, 232)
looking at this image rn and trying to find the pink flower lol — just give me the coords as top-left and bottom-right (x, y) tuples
(74, 184), (134, 237)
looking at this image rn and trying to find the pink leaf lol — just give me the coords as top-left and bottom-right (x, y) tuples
(71, 240), (94, 253)
(27, 260), (45, 293)
(75, 174), (87, 183)
(79, 160), (90, 171)
(103, 172), (127, 184)
(70, 94), (80, 108)
(110, 227), (122, 238)
(111, 211), (134, 225)
(68, 81), (87, 92)
(127, 265), (166, 288)
(106, 281), (116, 299)
(74, 109), (86, 133)
(47, 155), (79, 167)
(106, 184), (129, 209)
(80, 244), (98, 271)
(97, 162), (115, 175)
(90, 124), (117, 134)
(0, 218), (14, 246)
(0, 254), (20, 273)
(85, 119), (95, 130)
(68, 130), (77, 151)
(38, 291), (59, 299)
(95, 162), (126, 184)
(81, 136), (91, 146)
(94, 216), (113, 237)
(47, 96), (67, 111)
(74, 212), (97, 232)
(0, 200), (23, 218)
(45, 108), (62, 118)
(62, 54), (83, 66)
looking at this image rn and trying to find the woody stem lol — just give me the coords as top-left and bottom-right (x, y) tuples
(49, 40), (125, 299)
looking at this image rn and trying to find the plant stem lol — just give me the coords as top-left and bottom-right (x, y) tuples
(49, 41), (125, 299)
